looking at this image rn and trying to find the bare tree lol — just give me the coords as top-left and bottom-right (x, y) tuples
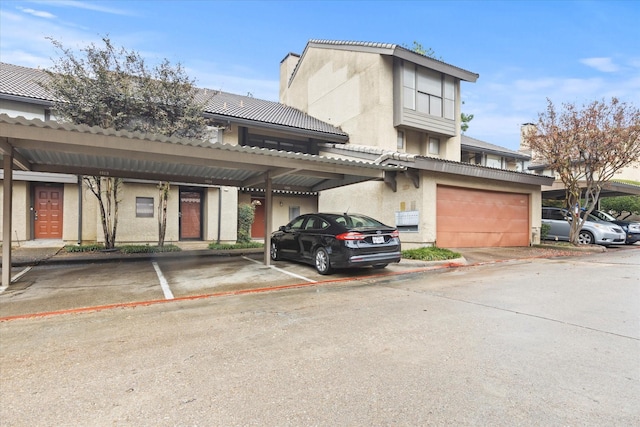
(524, 97), (640, 244)
(43, 37), (212, 248)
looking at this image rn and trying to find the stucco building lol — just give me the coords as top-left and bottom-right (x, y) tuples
(2, 40), (555, 249)
(280, 40), (551, 247)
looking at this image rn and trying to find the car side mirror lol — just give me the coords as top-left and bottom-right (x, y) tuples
(279, 225), (288, 232)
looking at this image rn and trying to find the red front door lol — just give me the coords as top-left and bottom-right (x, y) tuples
(251, 198), (265, 238)
(34, 186), (63, 239)
(180, 190), (202, 240)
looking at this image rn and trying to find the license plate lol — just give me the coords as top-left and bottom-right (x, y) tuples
(372, 236), (385, 244)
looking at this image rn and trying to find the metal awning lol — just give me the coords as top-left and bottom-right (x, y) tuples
(0, 114), (403, 285)
(542, 180), (640, 199)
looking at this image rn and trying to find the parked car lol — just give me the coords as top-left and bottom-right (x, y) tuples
(586, 209), (640, 245)
(270, 213), (401, 274)
(541, 207), (626, 246)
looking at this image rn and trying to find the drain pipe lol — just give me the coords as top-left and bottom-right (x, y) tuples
(217, 186), (222, 244)
(77, 175), (82, 245)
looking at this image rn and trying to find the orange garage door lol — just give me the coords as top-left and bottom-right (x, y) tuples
(437, 186), (530, 248)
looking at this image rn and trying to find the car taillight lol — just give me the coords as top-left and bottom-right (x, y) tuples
(336, 232), (366, 241)
(391, 230), (399, 238)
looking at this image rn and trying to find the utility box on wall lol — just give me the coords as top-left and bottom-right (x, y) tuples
(395, 210), (419, 232)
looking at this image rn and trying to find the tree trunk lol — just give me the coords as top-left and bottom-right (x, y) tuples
(158, 182), (170, 247)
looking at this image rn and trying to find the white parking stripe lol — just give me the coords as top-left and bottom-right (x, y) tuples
(242, 256), (317, 283)
(0, 266), (33, 293)
(151, 261), (174, 300)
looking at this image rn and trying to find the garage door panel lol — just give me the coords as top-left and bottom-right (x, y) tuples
(437, 186), (529, 248)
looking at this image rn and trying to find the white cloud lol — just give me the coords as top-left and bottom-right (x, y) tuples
(29, 0), (133, 16)
(18, 7), (56, 19)
(580, 57), (619, 73)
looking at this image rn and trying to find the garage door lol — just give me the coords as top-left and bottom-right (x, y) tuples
(437, 186), (530, 248)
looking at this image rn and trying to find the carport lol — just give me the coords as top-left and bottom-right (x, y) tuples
(0, 114), (403, 285)
(541, 179), (640, 199)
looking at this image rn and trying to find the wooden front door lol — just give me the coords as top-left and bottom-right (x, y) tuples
(34, 185), (63, 239)
(180, 190), (202, 240)
(251, 198), (265, 238)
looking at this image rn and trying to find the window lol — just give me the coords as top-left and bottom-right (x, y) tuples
(289, 206), (300, 221)
(397, 131), (405, 149)
(402, 62), (455, 119)
(428, 137), (440, 155)
(136, 197), (154, 218)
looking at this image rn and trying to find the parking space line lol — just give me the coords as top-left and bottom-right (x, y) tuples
(0, 266), (33, 294)
(242, 256), (317, 283)
(151, 261), (174, 300)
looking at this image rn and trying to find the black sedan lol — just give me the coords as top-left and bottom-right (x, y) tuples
(270, 213), (401, 275)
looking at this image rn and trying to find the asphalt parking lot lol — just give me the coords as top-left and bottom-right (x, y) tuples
(1, 246), (638, 426)
(0, 249), (461, 320)
(0, 243), (633, 321)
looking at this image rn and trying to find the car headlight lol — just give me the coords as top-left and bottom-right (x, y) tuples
(628, 223), (640, 232)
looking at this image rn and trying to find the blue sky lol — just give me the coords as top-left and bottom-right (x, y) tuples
(1, 0), (639, 150)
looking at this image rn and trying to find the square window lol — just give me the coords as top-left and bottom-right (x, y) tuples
(136, 197), (154, 218)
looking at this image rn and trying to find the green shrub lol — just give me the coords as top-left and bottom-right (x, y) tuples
(401, 246), (461, 261)
(237, 203), (257, 244)
(119, 244), (181, 254)
(540, 223), (551, 240)
(64, 244), (105, 253)
(208, 242), (264, 250)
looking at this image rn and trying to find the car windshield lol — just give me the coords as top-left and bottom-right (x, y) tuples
(596, 211), (617, 221)
(328, 214), (386, 228)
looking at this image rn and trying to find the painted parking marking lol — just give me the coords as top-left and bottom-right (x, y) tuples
(0, 266), (33, 293)
(242, 256), (317, 283)
(151, 261), (174, 300)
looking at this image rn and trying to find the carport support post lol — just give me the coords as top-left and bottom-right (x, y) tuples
(2, 150), (13, 286)
(263, 171), (273, 267)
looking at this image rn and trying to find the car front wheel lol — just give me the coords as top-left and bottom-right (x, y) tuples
(578, 230), (594, 245)
(270, 241), (280, 261)
(314, 247), (332, 275)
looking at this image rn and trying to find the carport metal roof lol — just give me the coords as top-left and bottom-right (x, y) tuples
(0, 114), (403, 285)
(541, 180), (640, 199)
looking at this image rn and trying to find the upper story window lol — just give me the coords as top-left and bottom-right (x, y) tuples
(428, 137), (440, 155)
(397, 130), (405, 149)
(243, 131), (318, 155)
(402, 63), (455, 120)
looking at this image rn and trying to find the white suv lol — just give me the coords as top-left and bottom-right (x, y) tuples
(541, 207), (626, 246)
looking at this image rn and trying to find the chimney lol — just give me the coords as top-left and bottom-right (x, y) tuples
(519, 123), (536, 156)
(279, 52), (300, 103)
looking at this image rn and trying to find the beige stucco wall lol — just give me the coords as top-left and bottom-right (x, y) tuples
(0, 99), (46, 120)
(613, 162), (640, 182)
(282, 48), (397, 152)
(204, 186), (238, 243)
(0, 181), (30, 242)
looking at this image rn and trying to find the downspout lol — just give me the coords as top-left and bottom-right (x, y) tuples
(217, 187), (222, 244)
(77, 175), (82, 245)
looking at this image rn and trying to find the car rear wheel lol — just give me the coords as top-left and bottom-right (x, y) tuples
(270, 241), (280, 261)
(314, 247), (332, 275)
(578, 230), (594, 245)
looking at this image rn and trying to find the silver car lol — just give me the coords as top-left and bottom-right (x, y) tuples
(542, 207), (626, 246)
